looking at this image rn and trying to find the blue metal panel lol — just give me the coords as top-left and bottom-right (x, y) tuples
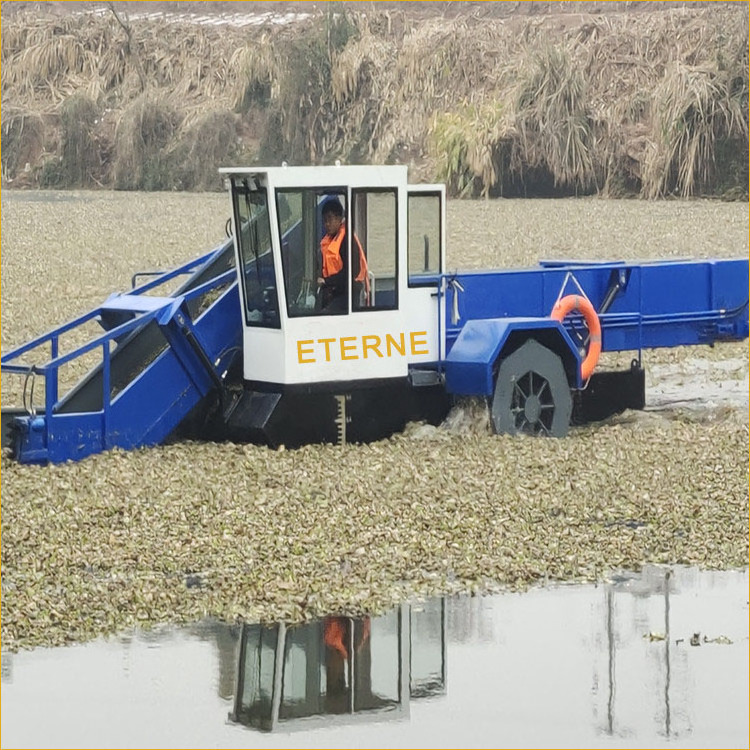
(444, 318), (582, 396)
(640, 263), (710, 314)
(444, 258), (749, 356)
(710, 259), (750, 311)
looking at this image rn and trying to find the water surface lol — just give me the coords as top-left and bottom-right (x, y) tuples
(2, 565), (747, 749)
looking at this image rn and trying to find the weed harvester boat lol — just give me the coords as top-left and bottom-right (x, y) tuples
(2, 165), (748, 463)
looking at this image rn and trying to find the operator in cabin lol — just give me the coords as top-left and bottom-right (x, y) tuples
(317, 198), (370, 312)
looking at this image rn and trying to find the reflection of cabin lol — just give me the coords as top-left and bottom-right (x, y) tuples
(230, 600), (446, 732)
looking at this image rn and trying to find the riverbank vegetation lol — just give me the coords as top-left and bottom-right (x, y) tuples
(1, 3), (747, 197)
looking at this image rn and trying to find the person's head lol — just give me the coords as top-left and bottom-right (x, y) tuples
(322, 199), (345, 236)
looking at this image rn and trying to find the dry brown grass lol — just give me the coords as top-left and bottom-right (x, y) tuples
(430, 102), (516, 197)
(512, 42), (595, 193)
(167, 108), (246, 191)
(1, 4), (747, 195)
(643, 62), (748, 198)
(0, 107), (48, 183)
(112, 94), (180, 190)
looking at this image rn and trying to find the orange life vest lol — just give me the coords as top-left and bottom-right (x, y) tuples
(320, 224), (370, 297)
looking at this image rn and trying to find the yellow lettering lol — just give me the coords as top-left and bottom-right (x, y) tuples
(410, 331), (429, 356)
(362, 335), (383, 359)
(299, 332), (428, 364)
(340, 336), (358, 360)
(297, 340), (315, 364)
(317, 338), (336, 362)
(386, 333), (405, 356)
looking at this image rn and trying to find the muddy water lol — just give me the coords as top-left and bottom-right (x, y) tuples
(647, 356), (749, 412)
(2, 565), (747, 749)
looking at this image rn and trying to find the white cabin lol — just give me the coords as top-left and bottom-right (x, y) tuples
(220, 164), (446, 387)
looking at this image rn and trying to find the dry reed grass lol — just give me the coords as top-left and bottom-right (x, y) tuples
(430, 103), (515, 197)
(643, 62), (748, 198)
(1, 107), (47, 183)
(1, 5), (747, 196)
(512, 43), (595, 193)
(112, 94), (180, 190)
(167, 108), (246, 191)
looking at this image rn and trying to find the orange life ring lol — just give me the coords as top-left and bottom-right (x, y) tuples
(550, 294), (602, 380)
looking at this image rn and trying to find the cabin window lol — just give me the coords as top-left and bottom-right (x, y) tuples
(351, 189), (398, 311)
(231, 180), (280, 328)
(407, 192), (441, 283)
(276, 188), (348, 317)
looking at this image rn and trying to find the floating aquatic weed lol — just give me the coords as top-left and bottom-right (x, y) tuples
(1, 196), (747, 650)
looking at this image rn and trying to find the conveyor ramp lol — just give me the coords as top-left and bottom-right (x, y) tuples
(1, 240), (241, 464)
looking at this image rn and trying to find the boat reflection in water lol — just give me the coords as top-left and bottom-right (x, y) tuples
(2, 568), (748, 747)
(229, 600), (445, 732)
